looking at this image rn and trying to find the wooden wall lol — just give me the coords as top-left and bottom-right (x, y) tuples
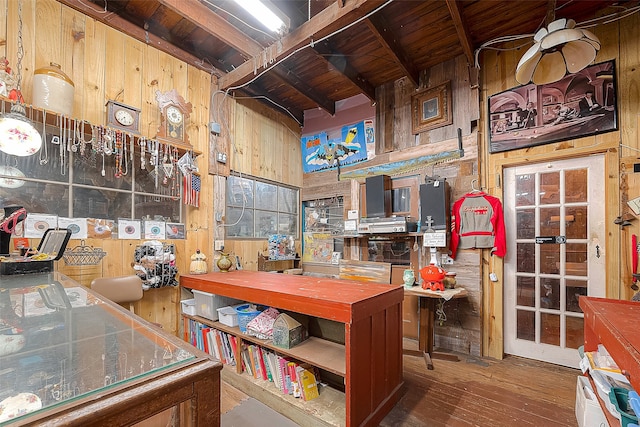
(214, 97), (303, 272)
(0, 0), (213, 334)
(479, 13), (640, 359)
(303, 55), (485, 356)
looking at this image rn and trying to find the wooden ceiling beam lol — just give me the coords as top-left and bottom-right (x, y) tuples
(365, 13), (419, 88)
(270, 66), (336, 115)
(56, 0), (222, 75)
(311, 41), (376, 101)
(219, 0), (386, 90)
(237, 84), (305, 126)
(159, 0), (333, 115)
(158, 0), (263, 58)
(445, 0), (475, 67)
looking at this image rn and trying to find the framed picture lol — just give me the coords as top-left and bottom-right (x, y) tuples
(411, 81), (452, 134)
(488, 60), (618, 153)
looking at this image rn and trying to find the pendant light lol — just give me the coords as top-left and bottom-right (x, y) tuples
(515, 18), (601, 85)
(0, 0), (42, 157)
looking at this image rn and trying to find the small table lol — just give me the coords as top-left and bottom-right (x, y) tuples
(403, 286), (468, 370)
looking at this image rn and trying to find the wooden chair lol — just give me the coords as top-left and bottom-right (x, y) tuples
(90, 275), (144, 314)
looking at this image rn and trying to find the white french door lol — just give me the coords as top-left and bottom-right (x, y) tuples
(503, 155), (605, 368)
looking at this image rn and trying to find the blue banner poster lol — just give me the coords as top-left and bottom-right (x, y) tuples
(302, 121), (368, 173)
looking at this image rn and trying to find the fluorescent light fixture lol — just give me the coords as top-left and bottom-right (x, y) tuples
(233, 0), (285, 33)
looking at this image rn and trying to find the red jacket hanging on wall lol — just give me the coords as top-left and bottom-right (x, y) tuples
(450, 191), (506, 258)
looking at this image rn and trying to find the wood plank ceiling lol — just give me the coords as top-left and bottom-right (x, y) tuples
(59, 0), (637, 126)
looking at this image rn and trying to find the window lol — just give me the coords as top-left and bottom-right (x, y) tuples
(225, 174), (299, 239)
(0, 139), (182, 221)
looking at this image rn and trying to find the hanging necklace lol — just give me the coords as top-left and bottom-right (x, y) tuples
(121, 133), (129, 176)
(139, 137), (146, 170)
(114, 131), (123, 178)
(59, 116), (66, 176)
(39, 109), (48, 165)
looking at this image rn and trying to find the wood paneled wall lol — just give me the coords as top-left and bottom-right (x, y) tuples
(0, 0), (213, 334)
(303, 56), (484, 357)
(479, 13), (640, 359)
(216, 97), (303, 272)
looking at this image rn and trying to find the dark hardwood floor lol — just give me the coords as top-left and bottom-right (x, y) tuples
(221, 341), (580, 426)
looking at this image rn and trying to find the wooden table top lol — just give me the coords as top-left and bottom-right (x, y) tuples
(403, 286), (468, 300)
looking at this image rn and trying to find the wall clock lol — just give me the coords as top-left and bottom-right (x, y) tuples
(155, 89), (193, 146)
(106, 100), (141, 134)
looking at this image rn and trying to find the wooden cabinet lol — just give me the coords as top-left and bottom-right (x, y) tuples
(580, 296), (640, 426)
(580, 296), (640, 391)
(181, 271), (404, 427)
(0, 272), (221, 426)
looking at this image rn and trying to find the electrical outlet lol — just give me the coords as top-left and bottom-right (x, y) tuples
(214, 240), (224, 251)
(216, 152), (227, 164)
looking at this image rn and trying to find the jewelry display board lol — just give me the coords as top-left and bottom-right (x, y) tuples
(0, 272), (221, 425)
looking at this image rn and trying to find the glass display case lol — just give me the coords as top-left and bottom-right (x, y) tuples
(0, 272), (221, 426)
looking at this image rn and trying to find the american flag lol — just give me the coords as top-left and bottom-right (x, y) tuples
(183, 173), (201, 207)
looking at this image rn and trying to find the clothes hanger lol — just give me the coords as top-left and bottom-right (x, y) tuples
(470, 179), (483, 193)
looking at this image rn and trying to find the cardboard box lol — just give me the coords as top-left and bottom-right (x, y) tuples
(575, 375), (610, 427)
(193, 289), (241, 321)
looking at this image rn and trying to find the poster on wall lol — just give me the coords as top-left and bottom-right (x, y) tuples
(301, 232), (334, 263)
(488, 60), (618, 153)
(302, 121), (369, 173)
(24, 214), (58, 238)
(118, 219), (142, 240)
(58, 217), (88, 240)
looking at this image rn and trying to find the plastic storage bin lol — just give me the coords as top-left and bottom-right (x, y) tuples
(193, 290), (241, 321)
(217, 306), (239, 327)
(181, 298), (196, 316)
(575, 375), (609, 427)
(235, 304), (261, 333)
(609, 387), (639, 427)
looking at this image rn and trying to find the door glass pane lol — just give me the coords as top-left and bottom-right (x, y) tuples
(516, 276), (535, 307)
(515, 174), (535, 206)
(540, 247), (560, 274)
(566, 316), (584, 349)
(566, 243), (588, 276)
(517, 243), (535, 273)
(540, 278), (560, 309)
(540, 172), (560, 204)
(541, 313), (560, 345)
(566, 280), (586, 312)
(566, 206), (587, 239)
(565, 169), (587, 203)
(540, 207), (560, 236)
(516, 209), (535, 239)
(517, 310), (535, 341)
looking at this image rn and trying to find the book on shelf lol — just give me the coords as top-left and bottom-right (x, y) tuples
(256, 346), (269, 381)
(296, 366), (320, 401)
(247, 345), (259, 379)
(278, 356), (290, 394)
(201, 327), (211, 355)
(261, 348), (273, 382)
(288, 362), (301, 398)
(241, 344), (253, 376)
